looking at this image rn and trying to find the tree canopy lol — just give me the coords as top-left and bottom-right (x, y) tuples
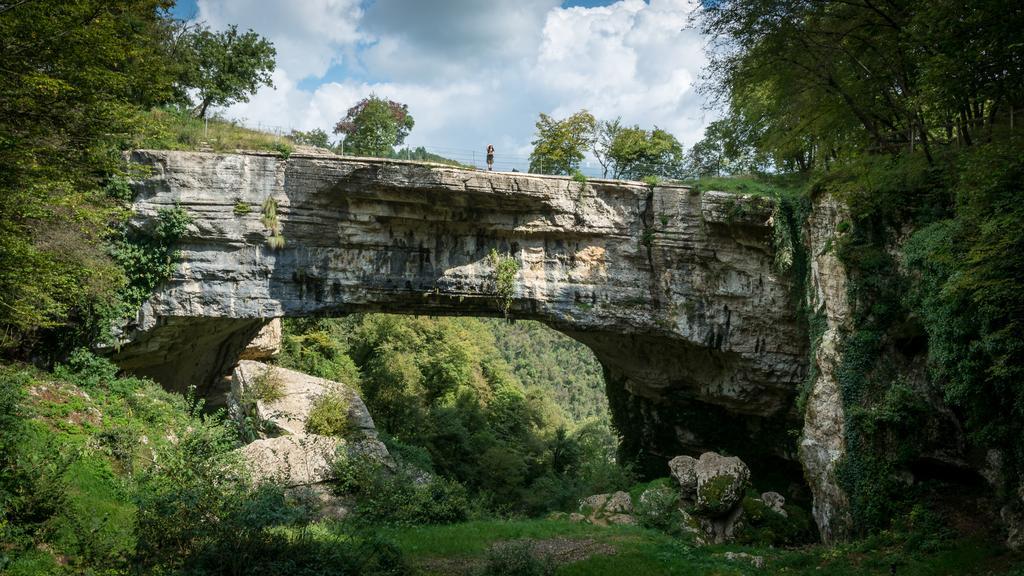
(184, 24), (276, 118)
(529, 110), (597, 175)
(333, 95), (415, 156)
(0, 0), (186, 353)
(605, 126), (684, 180)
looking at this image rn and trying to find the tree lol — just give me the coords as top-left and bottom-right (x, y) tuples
(0, 0), (183, 352)
(333, 95), (415, 157)
(185, 25), (276, 118)
(289, 128), (331, 149)
(593, 118), (623, 178)
(606, 126), (684, 180)
(529, 110), (597, 175)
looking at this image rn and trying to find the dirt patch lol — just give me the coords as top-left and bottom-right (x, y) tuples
(416, 537), (617, 575)
(504, 537), (617, 564)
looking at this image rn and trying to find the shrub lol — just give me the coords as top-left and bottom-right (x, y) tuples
(634, 479), (684, 534)
(332, 452), (470, 526)
(249, 367), (286, 403)
(233, 200), (251, 215)
(305, 390), (350, 436)
(489, 249), (520, 317)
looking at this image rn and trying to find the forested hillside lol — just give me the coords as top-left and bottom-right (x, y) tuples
(481, 319), (608, 423)
(277, 315), (627, 516)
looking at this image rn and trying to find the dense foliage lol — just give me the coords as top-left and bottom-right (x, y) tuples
(0, 356), (410, 575)
(279, 315), (631, 516)
(693, 0), (1024, 534)
(0, 1), (275, 358)
(333, 95), (416, 156)
(529, 110), (597, 175)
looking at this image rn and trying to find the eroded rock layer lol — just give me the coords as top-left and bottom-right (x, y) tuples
(114, 149), (807, 502)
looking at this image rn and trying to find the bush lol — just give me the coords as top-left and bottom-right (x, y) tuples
(249, 367), (285, 403)
(305, 390), (350, 436)
(634, 479), (685, 535)
(333, 452), (470, 526)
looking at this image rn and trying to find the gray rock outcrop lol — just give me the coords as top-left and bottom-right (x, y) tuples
(229, 360), (388, 490)
(694, 452), (750, 517)
(112, 150), (810, 533)
(668, 454), (698, 501)
(798, 195), (853, 541)
(238, 318), (281, 361)
(229, 360), (378, 439)
(578, 491), (636, 526)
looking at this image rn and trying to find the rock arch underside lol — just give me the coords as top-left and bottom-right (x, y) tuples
(113, 149), (818, 530)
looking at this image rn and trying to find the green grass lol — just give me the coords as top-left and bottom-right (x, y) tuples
(133, 107), (296, 154)
(376, 518), (1024, 576)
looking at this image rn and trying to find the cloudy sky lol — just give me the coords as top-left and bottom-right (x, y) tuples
(173, 0), (716, 174)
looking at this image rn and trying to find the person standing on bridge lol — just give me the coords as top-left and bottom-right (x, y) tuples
(486, 144), (495, 171)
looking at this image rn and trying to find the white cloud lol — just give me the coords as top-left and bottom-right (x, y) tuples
(196, 0), (364, 81)
(198, 0), (716, 173)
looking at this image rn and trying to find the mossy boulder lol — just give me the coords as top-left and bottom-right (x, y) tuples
(694, 452), (750, 517)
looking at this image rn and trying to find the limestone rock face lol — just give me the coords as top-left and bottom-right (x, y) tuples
(229, 360), (378, 439)
(239, 434), (341, 487)
(694, 452), (750, 517)
(761, 491), (787, 516)
(798, 195), (853, 541)
(112, 150), (808, 528)
(578, 491), (636, 526)
(229, 360), (388, 489)
(669, 455), (699, 500)
(238, 318), (281, 361)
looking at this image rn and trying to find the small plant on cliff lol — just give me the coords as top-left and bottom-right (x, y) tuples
(249, 367), (285, 403)
(233, 200), (251, 215)
(305, 390), (350, 436)
(270, 141), (292, 158)
(571, 170), (588, 186)
(642, 175), (659, 187)
(641, 227), (655, 247)
(489, 249), (520, 317)
(261, 197), (285, 250)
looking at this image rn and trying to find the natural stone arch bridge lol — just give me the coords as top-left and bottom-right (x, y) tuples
(114, 149), (806, 479)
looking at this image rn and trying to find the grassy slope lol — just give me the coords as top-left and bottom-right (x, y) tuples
(481, 318), (609, 423)
(1, 363), (197, 574)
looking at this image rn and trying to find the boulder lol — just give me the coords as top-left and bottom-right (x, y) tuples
(604, 491), (633, 514)
(761, 491), (787, 517)
(238, 319), (282, 361)
(694, 452), (750, 517)
(668, 455), (699, 500)
(722, 552), (765, 569)
(579, 493), (610, 514)
(230, 360), (378, 439)
(239, 434), (341, 486)
(578, 491), (636, 527)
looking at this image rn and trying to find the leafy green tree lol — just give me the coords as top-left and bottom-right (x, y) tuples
(289, 128), (331, 148)
(0, 0), (183, 353)
(592, 118), (624, 178)
(685, 118), (766, 177)
(184, 24), (276, 118)
(606, 126), (684, 180)
(333, 95), (415, 156)
(529, 110), (597, 175)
